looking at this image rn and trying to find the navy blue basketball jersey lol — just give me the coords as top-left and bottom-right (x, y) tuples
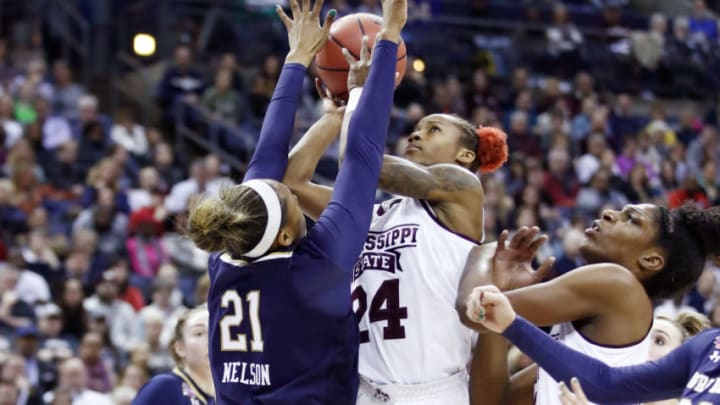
(133, 368), (215, 405)
(679, 331), (720, 404)
(207, 239), (359, 404)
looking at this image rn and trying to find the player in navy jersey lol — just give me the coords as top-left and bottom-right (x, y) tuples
(133, 306), (215, 405)
(465, 204), (720, 405)
(185, 0), (407, 403)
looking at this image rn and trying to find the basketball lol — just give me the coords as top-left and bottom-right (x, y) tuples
(315, 13), (407, 97)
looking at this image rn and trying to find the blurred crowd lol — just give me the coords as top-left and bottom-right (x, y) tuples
(0, 0), (720, 404)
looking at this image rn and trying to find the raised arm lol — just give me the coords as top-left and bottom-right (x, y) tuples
(243, 0), (335, 182)
(307, 0), (406, 270)
(283, 79), (340, 220)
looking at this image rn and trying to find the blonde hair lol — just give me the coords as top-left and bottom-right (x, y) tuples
(187, 186), (280, 256)
(86, 158), (118, 190)
(169, 305), (208, 367)
(657, 310), (710, 340)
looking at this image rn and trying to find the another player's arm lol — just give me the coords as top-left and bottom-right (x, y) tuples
(501, 316), (694, 404)
(244, 1), (335, 182)
(305, 0), (406, 272)
(468, 333), (536, 405)
(283, 86), (339, 220)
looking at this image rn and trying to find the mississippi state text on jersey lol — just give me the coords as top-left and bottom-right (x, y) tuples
(353, 197), (480, 384)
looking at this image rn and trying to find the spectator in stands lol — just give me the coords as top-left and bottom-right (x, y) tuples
(15, 324), (57, 393)
(79, 332), (112, 394)
(608, 93), (643, 147)
(138, 307), (174, 375)
(203, 68), (245, 123)
(1, 354), (41, 405)
(72, 94), (110, 141)
(80, 158), (130, 214)
(0, 95), (22, 148)
(162, 212), (208, 300)
(576, 167), (628, 218)
(546, 3), (584, 78)
(687, 125), (720, 177)
(507, 110), (542, 159)
(119, 363), (148, 392)
(51, 60), (84, 119)
(45, 357), (112, 405)
(466, 69), (499, 114)
(46, 140), (84, 192)
(110, 108), (148, 161)
(83, 270), (138, 355)
(152, 143), (184, 193)
(624, 163), (661, 203)
(58, 278), (86, 341)
(543, 148), (580, 208)
(698, 159), (719, 204)
(0, 381), (20, 405)
(690, 0), (718, 43)
(0, 37), (15, 87)
(127, 167), (160, 212)
(555, 228), (585, 275)
(676, 105), (702, 146)
(631, 13), (667, 72)
(164, 158), (207, 214)
(0, 263), (35, 336)
(668, 173), (711, 208)
(10, 59), (53, 102)
(34, 96), (72, 151)
(155, 45), (205, 112)
(126, 207), (167, 284)
(575, 132), (608, 184)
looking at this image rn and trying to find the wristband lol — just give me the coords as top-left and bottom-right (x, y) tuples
(346, 87), (363, 113)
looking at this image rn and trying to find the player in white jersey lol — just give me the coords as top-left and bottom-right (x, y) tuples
(458, 203), (712, 403)
(281, 44), (524, 402)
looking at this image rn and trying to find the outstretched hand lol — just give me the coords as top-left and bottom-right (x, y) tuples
(559, 378), (590, 405)
(492, 226), (554, 291)
(380, 0), (408, 42)
(465, 285), (516, 333)
(342, 35), (372, 91)
(277, 0), (336, 67)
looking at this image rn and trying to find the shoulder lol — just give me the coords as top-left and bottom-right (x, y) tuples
(559, 263), (643, 296)
(135, 374), (182, 401)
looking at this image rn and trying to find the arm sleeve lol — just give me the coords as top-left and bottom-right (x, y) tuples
(306, 40), (399, 270)
(242, 64), (306, 182)
(503, 316), (696, 404)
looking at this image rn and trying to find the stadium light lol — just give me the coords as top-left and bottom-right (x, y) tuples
(413, 58), (426, 73)
(133, 33), (156, 57)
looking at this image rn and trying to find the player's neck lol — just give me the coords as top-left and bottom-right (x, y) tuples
(185, 365), (216, 397)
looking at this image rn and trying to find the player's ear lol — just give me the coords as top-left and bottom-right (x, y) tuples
(276, 227), (295, 248)
(174, 340), (186, 359)
(456, 148), (475, 166)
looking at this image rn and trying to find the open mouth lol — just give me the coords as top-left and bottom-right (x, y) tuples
(585, 220), (600, 235)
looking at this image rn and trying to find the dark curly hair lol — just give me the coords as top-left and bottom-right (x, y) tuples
(643, 204), (720, 299)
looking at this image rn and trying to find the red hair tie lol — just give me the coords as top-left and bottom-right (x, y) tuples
(476, 126), (509, 173)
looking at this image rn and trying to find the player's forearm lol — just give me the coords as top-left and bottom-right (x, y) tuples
(469, 333), (510, 405)
(285, 113), (342, 186)
(243, 63), (306, 182)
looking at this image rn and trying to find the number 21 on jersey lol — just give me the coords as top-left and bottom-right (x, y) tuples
(220, 290), (264, 352)
(352, 279), (408, 343)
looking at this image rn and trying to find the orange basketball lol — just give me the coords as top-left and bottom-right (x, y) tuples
(315, 13), (407, 98)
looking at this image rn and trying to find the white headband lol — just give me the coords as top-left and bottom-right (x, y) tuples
(241, 180), (283, 258)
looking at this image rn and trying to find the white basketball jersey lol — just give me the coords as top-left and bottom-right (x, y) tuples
(535, 321), (651, 405)
(352, 197), (480, 385)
